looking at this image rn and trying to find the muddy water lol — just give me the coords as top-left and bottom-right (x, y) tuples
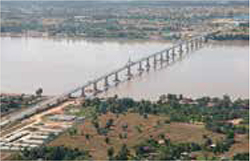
(1, 37), (248, 100)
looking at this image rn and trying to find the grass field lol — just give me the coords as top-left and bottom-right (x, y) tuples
(49, 112), (225, 160)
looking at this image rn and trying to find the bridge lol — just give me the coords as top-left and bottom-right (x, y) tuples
(0, 27), (232, 127)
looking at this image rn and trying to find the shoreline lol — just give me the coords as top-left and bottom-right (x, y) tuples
(0, 34), (173, 42)
(1, 33), (249, 42)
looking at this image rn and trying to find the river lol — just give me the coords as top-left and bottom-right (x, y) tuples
(1, 37), (249, 100)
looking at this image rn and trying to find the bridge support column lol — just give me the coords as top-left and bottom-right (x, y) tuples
(198, 39), (201, 48)
(114, 72), (120, 85)
(186, 42), (189, 53)
(126, 66), (132, 80)
(195, 39), (199, 49)
(179, 44), (183, 57)
(199, 38), (203, 47)
(93, 82), (98, 95)
(104, 76), (109, 90)
(146, 58), (150, 71)
(166, 50), (170, 63)
(172, 47), (175, 61)
(191, 40), (194, 50)
(138, 61), (144, 73)
(81, 87), (86, 97)
(160, 53), (164, 64)
(205, 37), (208, 43)
(56, 98), (62, 104)
(153, 55), (157, 68)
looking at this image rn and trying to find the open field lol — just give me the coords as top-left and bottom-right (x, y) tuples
(49, 112), (225, 160)
(226, 134), (249, 157)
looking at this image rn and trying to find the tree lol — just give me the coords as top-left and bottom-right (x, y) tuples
(68, 127), (77, 136)
(143, 113), (148, 119)
(119, 133), (123, 139)
(204, 137), (213, 147)
(221, 95), (231, 108)
(35, 88), (43, 97)
(107, 147), (115, 160)
(12, 146), (89, 160)
(122, 123), (128, 131)
(105, 137), (110, 144)
(233, 153), (249, 160)
(92, 120), (99, 129)
(158, 94), (167, 104)
(106, 119), (114, 129)
(226, 130), (235, 140)
(85, 133), (90, 140)
(159, 133), (165, 139)
(115, 144), (130, 160)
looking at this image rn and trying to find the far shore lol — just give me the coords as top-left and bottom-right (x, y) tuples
(1, 33), (249, 43)
(0, 33), (174, 43)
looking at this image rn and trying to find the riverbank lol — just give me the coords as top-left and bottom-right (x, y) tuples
(0, 32), (175, 41)
(1, 32), (249, 41)
(210, 33), (249, 40)
(0, 34), (174, 44)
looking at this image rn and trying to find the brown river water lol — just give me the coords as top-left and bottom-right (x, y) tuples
(1, 37), (249, 100)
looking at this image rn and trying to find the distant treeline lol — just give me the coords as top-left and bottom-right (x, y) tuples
(211, 34), (249, 40)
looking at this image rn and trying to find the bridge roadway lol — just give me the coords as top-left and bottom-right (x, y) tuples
(0, 27), (231, 127)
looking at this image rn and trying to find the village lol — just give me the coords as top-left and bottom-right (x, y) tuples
(0, 98), (83, 154)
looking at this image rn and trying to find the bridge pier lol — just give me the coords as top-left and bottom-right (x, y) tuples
(126, 66), (132, 80)
(172, 47), (175, 61)
(138, 61), (144, 72)
(153, 55), (157, 68)
(199, 37), (203, 47)
(114, 72), (120, 84)
(166, 50), (170, 63)
(195, 39), (199, 49)
(81, 87), (86, 97)
(93, 82), (98, 95)
(104, 76), (109, 90)
(179, 44), (183, 57)
(205, 37), (208, 43)
(186, 42), (189, 53)
(160, 53), (164, 65)
(67, 93), (71, 98)
(146, 58), (150, 71)
(198, 38), (201, 48)
(191, 40), (194, 50)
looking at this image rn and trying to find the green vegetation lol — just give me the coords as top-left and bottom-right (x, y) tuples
(49, 94), (248, 160)
(82, 94), (249, 136)
(1, 1), (248, 40)
(0, 93), (46, 116)
(211, 34), (249, 40)
(233, 152), (249, 160)
(11, 146), (90, 160)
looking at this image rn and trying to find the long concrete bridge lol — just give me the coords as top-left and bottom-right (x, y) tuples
(71, 36), (206, 97)
(0, 27), (232, 127)
(66, 30), (220, 98)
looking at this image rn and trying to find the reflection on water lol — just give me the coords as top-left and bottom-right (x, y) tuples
(1, 37), (249, 100)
